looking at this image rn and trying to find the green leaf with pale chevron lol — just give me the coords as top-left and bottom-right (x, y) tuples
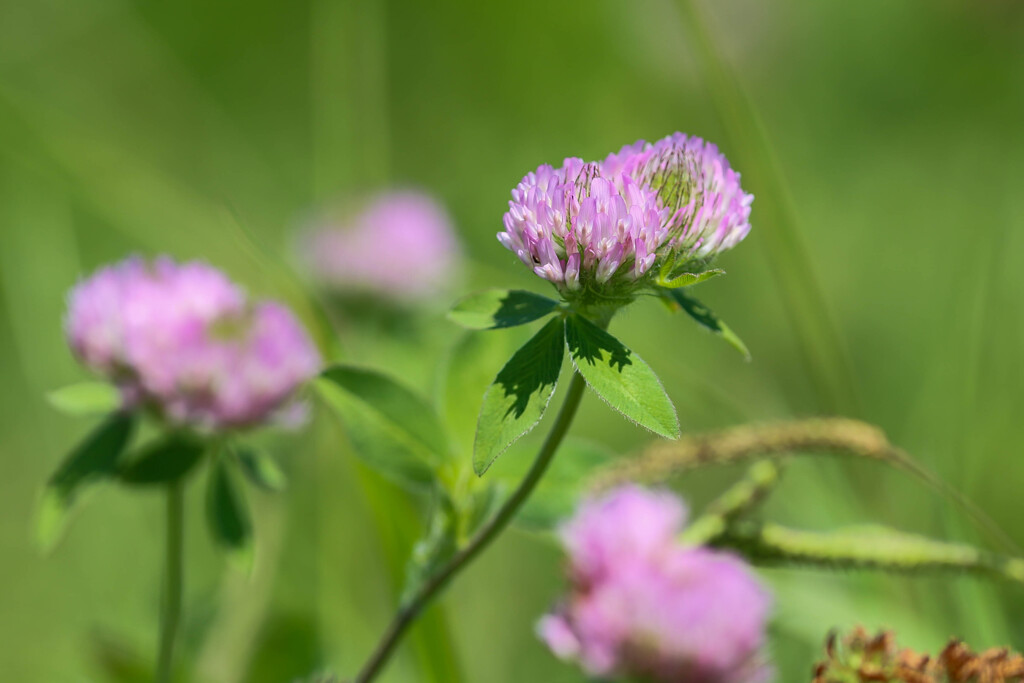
(657, 268), (725, 289)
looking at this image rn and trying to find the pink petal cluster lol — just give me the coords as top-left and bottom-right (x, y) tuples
(538, 485), (772, 683)
(499, 158), (669, 289)
(66, 256), (321, 431)
(300, 191), (462, 302)
(499, 133), (752, 296)
(630, 133), (754, 260)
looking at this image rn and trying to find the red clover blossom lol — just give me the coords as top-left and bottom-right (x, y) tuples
(499, 133), (752, 311)
(65, 256), (321, 431)
(538, 485), (773, 683)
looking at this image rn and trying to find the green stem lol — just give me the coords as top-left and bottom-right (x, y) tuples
(680, 459), (782, 547)
(156, 481), (185, 683)
(719, 521), (1024, 584)
(353, 372), (589, 683)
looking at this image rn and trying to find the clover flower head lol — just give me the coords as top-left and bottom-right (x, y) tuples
(559, 484), (687, 585)
(628, 133), (753, 262)
(499, 134), (752, 311)
(499, 157), (668, 297)
(300, 191), (462, 302)
(66, 256), (321, 431)
(539, 485), (773, 683)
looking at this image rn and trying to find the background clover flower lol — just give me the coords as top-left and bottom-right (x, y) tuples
(538, 485), (773, 683)
(559, 484), (687, 586)
(66, 256), (321, 430)
(498, 133), (752, 305)
(300, 190), (462, 302)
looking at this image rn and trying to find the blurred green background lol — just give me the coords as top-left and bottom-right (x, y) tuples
(1, 0), (1023, 681)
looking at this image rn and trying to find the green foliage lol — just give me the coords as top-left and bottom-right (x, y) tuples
(721, 522), (1024, 584)
(456, 483), (501, 543)
(473, 317), (565, 475)
(321, 365), (450, 459)
(206, 456), (252, 559)
(664, 289), (750, 360)
(448, 289), (560, 330)
(235, 446), (287, 492)
(7, 0), (1023, 679)
(318, 365), (450, 490)
(118, 432), (206, 485)
(564, 314), (679, 439)
(492, 438), (616, 531)
(46, 381), (120, 417)
(242, 612), (326, 683)
(439, 331), (515, 457)
(37, 412), (136, 550)
(401, 492), (458, 605)
(657, 268), (725, 289)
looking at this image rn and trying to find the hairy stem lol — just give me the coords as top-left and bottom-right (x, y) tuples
(590, 418), (897, 490)
(353, 372), (589, 683)
(680, 459), (782, 547)
(718, 521), (1024, 584)
(589, 417), (1016, 553)
(156, 480), (185, 683)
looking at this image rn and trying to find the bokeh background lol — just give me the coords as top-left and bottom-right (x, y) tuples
(1, 0), (1023, 681)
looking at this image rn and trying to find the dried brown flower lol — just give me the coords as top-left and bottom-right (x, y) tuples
(812, 626), (1024, 683)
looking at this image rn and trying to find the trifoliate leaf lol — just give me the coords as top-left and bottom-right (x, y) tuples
(36, 412), (136, 551)
(474, 317), (565, 475)
(448, 289), (560, 330)
(564, 314), (679, 439)
(206, 456), (252, 561)
(118, 432), (206, 485)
